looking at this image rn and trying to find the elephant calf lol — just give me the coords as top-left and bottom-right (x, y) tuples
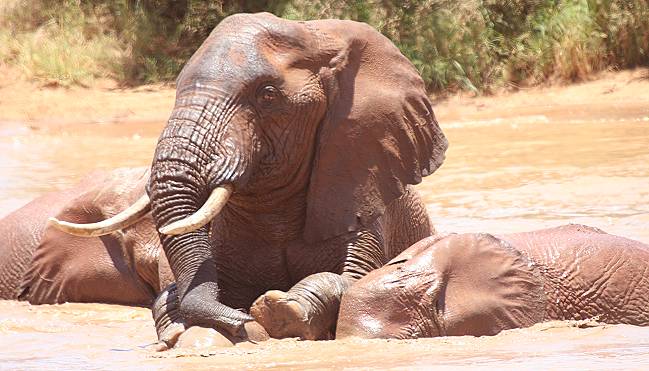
(337, 224), (649, 339)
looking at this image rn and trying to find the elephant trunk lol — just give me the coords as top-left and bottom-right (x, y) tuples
(148, 152), (219, 322)
(159, 184), (232, 235)
(148, 96), (254, 331)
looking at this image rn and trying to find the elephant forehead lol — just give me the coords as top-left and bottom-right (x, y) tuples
(213, 13), (311, 51)
(178, 14), (310, 88)
(178, 36), (271, 87)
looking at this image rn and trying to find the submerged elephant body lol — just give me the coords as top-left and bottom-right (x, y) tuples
(0, 167), (171, 305)
(0, 166), (433, 344)
(338, 224), (649, 339)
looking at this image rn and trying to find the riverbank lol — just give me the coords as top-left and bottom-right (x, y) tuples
(0, 67), (174, 127)
(2, 67), (647, 129)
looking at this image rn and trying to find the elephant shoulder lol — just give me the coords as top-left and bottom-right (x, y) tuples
(383, 186), (435, 261)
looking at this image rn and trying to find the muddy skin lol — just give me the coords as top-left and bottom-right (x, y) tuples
(1, 67), (649, 367)
(0, 167), (171, 305)
(141, 12), (447, 343)
(4, 12), (447, 345)
(337, 224), (649, 339)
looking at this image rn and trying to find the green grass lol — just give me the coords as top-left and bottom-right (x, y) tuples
(1, 0), (647, 92)
(0, 1), (125, 86)
(9, 23), (123, 86)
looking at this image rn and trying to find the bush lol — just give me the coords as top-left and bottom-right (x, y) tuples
(589, 0), (649, 68)
(1, 0), (647, 91)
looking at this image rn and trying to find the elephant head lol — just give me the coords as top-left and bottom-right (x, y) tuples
(336, 234), (547, 339)
(50, 13), (447, 333)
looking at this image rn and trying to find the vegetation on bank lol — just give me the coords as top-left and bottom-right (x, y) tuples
(1, 0), (647, 92)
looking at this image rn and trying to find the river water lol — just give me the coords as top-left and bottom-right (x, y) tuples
(1, 92), (649, 369)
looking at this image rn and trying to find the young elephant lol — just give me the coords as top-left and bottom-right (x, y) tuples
(0, 167), (172, 305)
(337, 224), (649, 339)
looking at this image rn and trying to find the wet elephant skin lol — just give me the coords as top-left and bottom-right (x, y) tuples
(0, 13), (448, 345)
(144, 12), (447, 342)
(0, 167), (170, 305)
(337, 224), (649, 339)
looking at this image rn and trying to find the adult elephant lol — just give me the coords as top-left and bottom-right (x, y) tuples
(337, 225), (649, 339)
(0, 167), (171, 305)
(51, 13), (448, 344)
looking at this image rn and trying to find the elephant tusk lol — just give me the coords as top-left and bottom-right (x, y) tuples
(159, 184), (232, 236)
(48, 194), (151, 237)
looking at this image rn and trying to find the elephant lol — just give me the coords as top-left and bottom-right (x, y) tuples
(336, 224), (649, 339)
(0, 166), (269, 346)
(50, 13), (448, 345)
(0, 167), (172, 305)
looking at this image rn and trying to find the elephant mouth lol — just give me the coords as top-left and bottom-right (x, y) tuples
(47, 184), (233, 238)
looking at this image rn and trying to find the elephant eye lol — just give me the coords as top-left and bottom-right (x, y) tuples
(256, 85), (281, 108)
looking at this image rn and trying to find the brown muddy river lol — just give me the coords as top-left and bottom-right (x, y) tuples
(1, 89), (649, 369)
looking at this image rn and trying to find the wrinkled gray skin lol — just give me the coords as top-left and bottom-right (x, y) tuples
(0, 167), (265, 346)
(337, 224), (649, 339)
(0, 167), (172, 305)
(147, 12), (447, 345)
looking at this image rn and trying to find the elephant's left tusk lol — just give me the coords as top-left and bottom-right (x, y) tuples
(158, 184), (232, 236)
(48, 194), (151, 237)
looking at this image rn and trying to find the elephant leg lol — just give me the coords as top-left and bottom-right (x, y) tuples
(250, 272), (352, 340)
(152, 283), (186, 348)
(251, 229), (385, 340)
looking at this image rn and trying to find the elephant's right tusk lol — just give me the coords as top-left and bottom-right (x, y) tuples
(159, 185), (232, 236)
(48, 194), (151, 237)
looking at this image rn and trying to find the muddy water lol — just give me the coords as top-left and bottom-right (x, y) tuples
(1, 102), (649, 368)
(422, 112), (649, 243)
(0, 122), (160, 217)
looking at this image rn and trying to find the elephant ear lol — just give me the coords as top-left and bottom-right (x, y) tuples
(430, 233), (547, 336)
(303, 20), (448, 243)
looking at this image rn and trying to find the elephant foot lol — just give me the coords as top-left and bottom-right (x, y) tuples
(250, 290), (324, 340)
(150, 322), (270, 352)
(175, 322), (269, 349)
(175, 326), (236, 349)
(252, 273), (353, 340)
(152, 283), (262, 350)
(152, 283), (186, 349)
